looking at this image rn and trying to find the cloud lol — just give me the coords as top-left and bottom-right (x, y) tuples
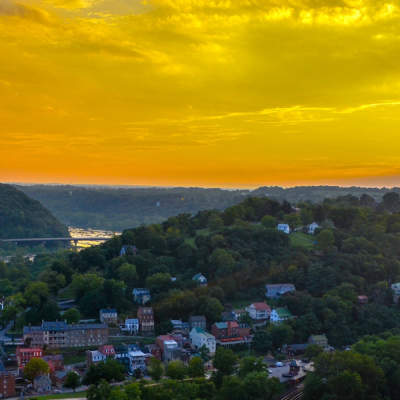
(0, 0), (52, 23)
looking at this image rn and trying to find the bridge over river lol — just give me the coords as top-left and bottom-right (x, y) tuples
(0, 236), (111, 247)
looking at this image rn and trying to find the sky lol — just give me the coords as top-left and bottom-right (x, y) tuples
(1, 0), (400, 188)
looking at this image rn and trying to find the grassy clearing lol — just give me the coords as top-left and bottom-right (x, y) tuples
(290, 232), (314, 249)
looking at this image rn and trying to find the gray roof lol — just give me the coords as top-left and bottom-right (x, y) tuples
(24, 321), (107, 334)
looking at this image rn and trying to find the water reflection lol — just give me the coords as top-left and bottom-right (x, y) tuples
(68, 227), (120, 249)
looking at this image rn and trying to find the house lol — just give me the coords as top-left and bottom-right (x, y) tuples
(308, 334), (328, 348)
(124, 318), (139, 335)
(99, 308), (118, 325)
(137, 307), (154, 335)
(115, 345), (147, 373)
(52, 370), (68, 389)
(192, 273), (207, 286)
(189, 315), (206, 330)
(190, 328), (216, 355)
(265, 284), (296, 299)
(233, 309), (246, 321)
(42, 354), (64, 372)
(0, 371), (16, 398)
(391, 282), (400, 303)
(99, 345), (116, 358)
(270, 308), (294, 324)
(132, 288), (151, 305)
(307, 222), (320, 235)
(245, 302), (271, 326)
(16, 347), (43, 370)
(86, 350), (107, 366)
(277, 224), (290, 234)
(358, 295), (368, 305)
(211, 321), (249, 346)
(171, 320), (184, 330)
(33, 374), (52, 393)
(120, 245), (137, 256)
(23, 321), (108, 348)
(156, 335), (179, 362)
(284, 343), (309, 355)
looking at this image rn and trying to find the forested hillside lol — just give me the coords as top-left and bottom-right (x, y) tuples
(17, 184), (400, 231)
(3, 193), (400, 348)
(0, 184), (69, 240)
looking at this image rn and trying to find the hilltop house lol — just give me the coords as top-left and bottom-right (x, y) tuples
(245, 302), (271, 326)
(277, 224), (290, 234)
(265, 283), (296, 299)
(34, 375), (52, 393)
(270, 308), (294, 324)
(391, 283), (400, 303)
(87, 350), (107, 366)
(99, 308), (118, 325)
(132, 288), (151, 305)
(307, 222), (320, 235)
(190, 328), (216, 355)
(192, 273), (207, 286)
(120, 245), (137, 256)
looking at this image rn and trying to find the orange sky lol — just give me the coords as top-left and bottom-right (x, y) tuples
(1, 0), (400, 188)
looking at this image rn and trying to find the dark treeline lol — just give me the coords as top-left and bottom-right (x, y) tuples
(17, 184), (400, 231)
(0, 184), (69, 241)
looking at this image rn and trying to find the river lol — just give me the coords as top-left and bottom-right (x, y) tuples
(68, 227), (121, 249)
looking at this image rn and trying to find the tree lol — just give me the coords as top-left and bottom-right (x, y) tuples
(87, 380), (112, 400)
(24, 282), (49, 307)
(268, 324), (294, 349)
(214, 347), (237, 376)
(24, 358), (49, 381)
(124, 383), (141, 400)
(252, 329), (272, 354)
(148, 357), (163, 381)
(305, 344), (324, 360)
(64, 308), (81, 324)
(117, 263), (138, 289)
(188, 356), (204, 378)
(64, 371), (80, 392)
(209, 248), (235, 277)
(238, 356), (267, 378)
(197, 296), (223, 323)
(219, 375), (245, 400)
(261, 215), (277, 229)
(166, 360), (187, 380)
(316, 229), (335, 252)
(242, 371), (282, 400)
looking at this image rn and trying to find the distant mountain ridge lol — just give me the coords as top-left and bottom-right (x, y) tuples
(0, 183), (69, 239)
(16, 184), (400, 231)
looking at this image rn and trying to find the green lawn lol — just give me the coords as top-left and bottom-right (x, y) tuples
(290, 232), (314, 249)
(32, 391), (86, 399)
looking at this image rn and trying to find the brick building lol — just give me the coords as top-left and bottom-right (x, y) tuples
(16, 347), (43, 370)
(23, 321), (108, 348)
(0, 372), (16, 398)
(137, 307), (154, 335)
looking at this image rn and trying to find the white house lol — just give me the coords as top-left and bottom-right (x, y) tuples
(132, 288), (151, 305)
(391, 283), (400, 303)
(99, 308), (118, 325)
(124, 318), (139, 334)
(270, 308), (294, 324)
(190, 327), (216, 355)
(192, 273), (207, 286)
(245, 303), (271, 322)
(87, 350), (107, 366)
(277, 224), (290, 234)
(307, 222), (320, 235)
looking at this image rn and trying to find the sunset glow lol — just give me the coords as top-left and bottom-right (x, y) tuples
(2, 0), (400, 187)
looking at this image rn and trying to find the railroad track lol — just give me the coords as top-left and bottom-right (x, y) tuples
(280, 387), (304, 400)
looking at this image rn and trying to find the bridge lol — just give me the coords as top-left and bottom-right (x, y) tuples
(0, 237), (111, 243)
(0, 237), (112, 249)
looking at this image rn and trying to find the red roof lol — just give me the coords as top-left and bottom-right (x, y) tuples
(157, 335), (175, 342)
(99, 345), (115, 355)
(17, 347), (42, 354)
(252, 302), (271, 311)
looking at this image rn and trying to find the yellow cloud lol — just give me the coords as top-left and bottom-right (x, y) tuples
(2, 0), (400, 187)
